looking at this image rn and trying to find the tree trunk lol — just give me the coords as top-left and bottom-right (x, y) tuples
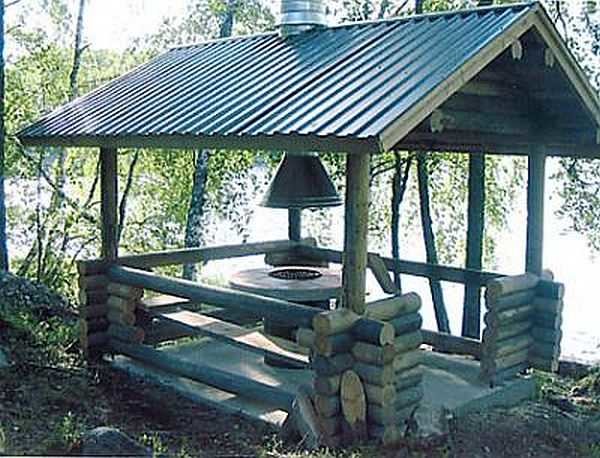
(390, 154), (413, 291)
(183, 150), (209, 280)
(182, 1), (237, 280)
(0, 1), (7, 271)
(416, 153), (450, 333)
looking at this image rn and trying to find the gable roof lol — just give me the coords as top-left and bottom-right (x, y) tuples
(17, 2), (600, 156)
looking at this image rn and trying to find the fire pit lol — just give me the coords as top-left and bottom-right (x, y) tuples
(268, 267), (323, 281)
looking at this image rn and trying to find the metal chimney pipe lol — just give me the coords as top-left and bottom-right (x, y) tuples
(280, 0), (328, 36)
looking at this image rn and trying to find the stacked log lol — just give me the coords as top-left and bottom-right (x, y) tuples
(481, 274), (538, 384)
(78, 262), (110, 355)
(105, 282), (145, 346)
(311, 308), (358, 446)
(357, 293), (423, 445)
(529, 279), (564, 372)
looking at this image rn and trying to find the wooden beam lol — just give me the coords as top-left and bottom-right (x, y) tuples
(430, 108), (531, 137)
(526, 150), (546, 274)
(288, 209), (301, 242)
(342, 153), (370, 314)
(462, 154), (485, 339)
(110, 339), (294, 411)
(107, 265), (321, 328)
(421, 330), (481, 358)
(100, 147), (118, 260)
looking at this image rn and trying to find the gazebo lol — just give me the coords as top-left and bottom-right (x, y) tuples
(17, 1), (600, 446)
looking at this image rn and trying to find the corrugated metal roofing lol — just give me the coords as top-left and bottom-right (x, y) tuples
(17, 3), (578, 153)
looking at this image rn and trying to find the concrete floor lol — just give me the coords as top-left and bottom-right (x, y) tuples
(112, 339), (535, 435)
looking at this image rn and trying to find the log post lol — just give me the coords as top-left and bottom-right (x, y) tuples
(288, 209), (301, 242)
(462, 154), (485, 339)
(100, 147), (118, 260)
(342, 153), (370, 315)
(526, 149), (546, 275)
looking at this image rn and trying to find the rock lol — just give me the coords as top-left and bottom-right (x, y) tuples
(79, 427), (152, 457)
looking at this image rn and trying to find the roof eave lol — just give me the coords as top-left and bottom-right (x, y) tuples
(17, 133), (383, 155)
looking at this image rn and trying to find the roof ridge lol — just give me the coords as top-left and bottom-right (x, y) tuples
(169, 2), (538, 52)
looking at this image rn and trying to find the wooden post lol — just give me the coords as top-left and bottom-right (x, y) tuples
(526, 149), (546, 275)
(100, 148), (118, 260)
(288, 208), (301, 242)
(462, 154), (485, 339)
(342, 153), (370, 315)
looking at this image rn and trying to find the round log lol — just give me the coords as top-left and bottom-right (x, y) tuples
(394, 331), (423, 354)
(534, 313), (562, 329)
(78, 274), (109, 291)
(79, 290), (109, 307)
(365, 293), (421, 321)
(529, 356), (558, 373)
(363, 383), (396, 406)
(313, 309), (358, 336)
(536, 280), (565, 300)
(531, 342), (560, 360)
(483, 320), (531, 342)
(531, 328), (562, 344)
(107, 309), (136, 327)
(367, 403), (397, 426)
(485, 289), (535, 312)
(483, 333), (533, 358)
(81, 332), (108, 350)
(395, 368), (423, 392)
(352, 342), (395, 366)
(352, 319), (395, 346)
(80, 317), (109, 334)
(354, 362), (394, 386)
(483, 348), (530, 374)
(296, 328), (315, 349)
(389, 313), (422, 336)
(395, 386), (423, 410)
(314, 333), (353, 357)
(487, 361), (529, 385)
(312, 354), (353, 376)
(484, 305), (533, 327)
(108, 323), (145, 344)
(107, 283), (144, 300)
(486, 274), (538, 301)
(107, 295), (137, 313)
(340, 370), (367, 442)
(80, 304), (109, 320)
(534, 297), (563, 314)
(314, 375), (341, 396)
(393, 350), (422, 373)
(314, 394), (341, 418)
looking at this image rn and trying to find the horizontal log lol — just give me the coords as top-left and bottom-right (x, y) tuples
(107, 283), (144, 300)
(314, 333), (353, 357)
(430, 108), (531, 136)
(394, 350), (422, 373)
(111, 340), (294, 411)
(314, 394), (341, 418)
(482, 348), (529, 374)
(352, 342), (395, 366)
(533, 297), (563, 314)
(107, 295), (137, 313)
(531, 328), (562, 344)
(483, 320), (531, 342)
(421, 330), (480, 358)
(389, 313), (422, 336)
(485, 289), (536, 312)
(78, 274), (109, 290)
(77, 259), (109, 276)
(484, 362), (529, 386)
(529, 356), (558, 373)
(312, 309), (359, 336)
(107, 309), (136, 326)
(365, 293), (421, 321)
(354, 362), (394, 386)
(534, 313), (562, 330)
(367, 403), (397, 426)
(80, 317), (109, 334)
(314, 375), (341, 396)
(368, 253), (398, 295)
(486, 274), (539, 301)
(394, 331), (423, 354)
(352, 319), (395, 346)
(296, 245), (501, 287)
(395, 386), (423, 410)
(108, 323), (145, 344)
(80, 304), (109, 320)
(139, 294), (195, 312)
(395, 368), (423, 392)
(368, 424), (400, 446)
(530, 342), (560, 360)
(80, 332), (108, 350)
(484, 305), (533, 327)
(79, 290), (109, 307)
(364, 383), (396, 406)
(483, 334), (533, 359)
(295, 328), (315, 349)
(108, 266), (320, 328)
(536, 280), (565, 300)
(312, 354), (353, 376)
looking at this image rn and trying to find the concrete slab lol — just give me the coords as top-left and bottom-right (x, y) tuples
(112, 341), (535, 437)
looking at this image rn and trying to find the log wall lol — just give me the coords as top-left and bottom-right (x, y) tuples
(77, 262), (109, 356)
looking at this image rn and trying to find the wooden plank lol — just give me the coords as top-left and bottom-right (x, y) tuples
(140, 294), (195, 311)
(108, 265), (320, 328)
(430, 108), (531, 136)
(296, 245), (502, 287)
(342, 153), (370, 315)
(462, 154), (485, 339)
(421, 330), (481, 358)
(110, 339), (294, 411)
(100, 147), (118, 260)
(526, 151), (546, 274)
(154, 310), (308, 368)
